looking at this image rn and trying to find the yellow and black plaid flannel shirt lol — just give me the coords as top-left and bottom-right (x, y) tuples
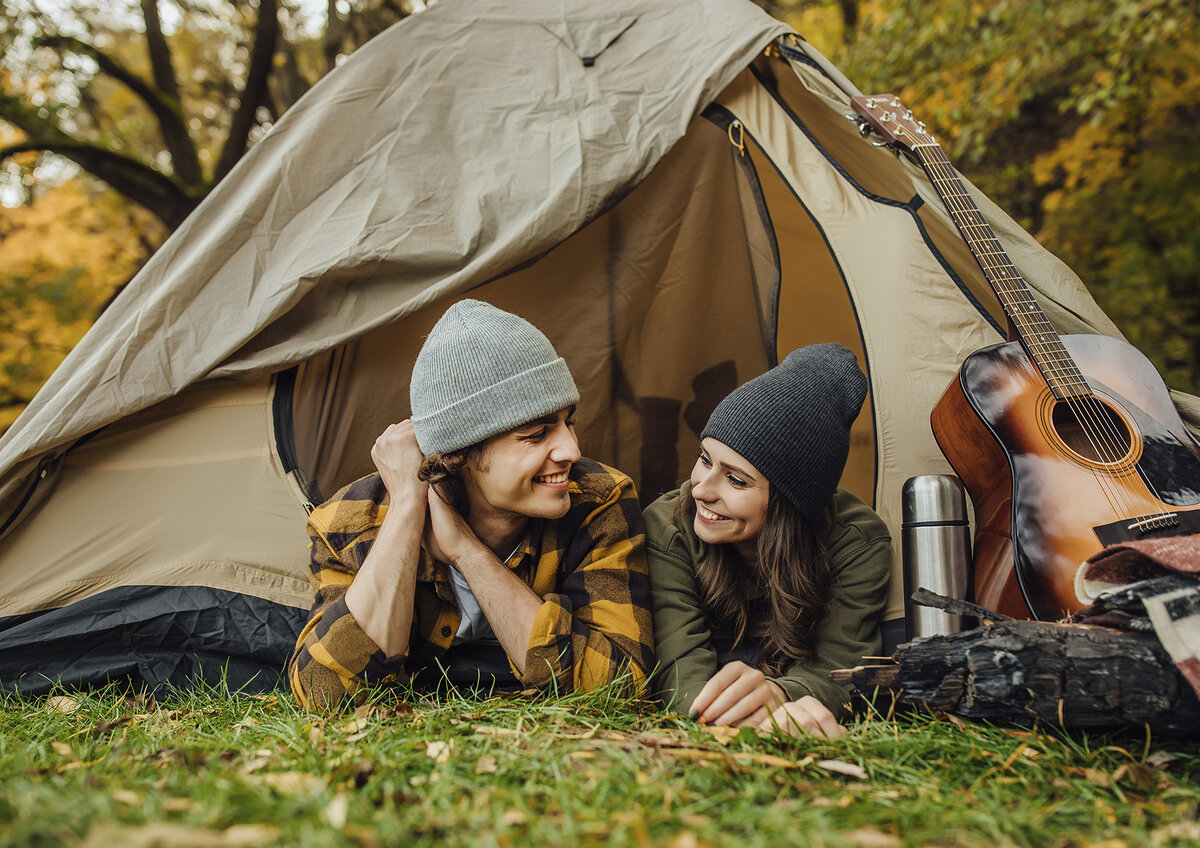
(289, 458), (654, 708)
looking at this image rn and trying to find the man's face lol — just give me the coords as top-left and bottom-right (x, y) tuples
(462, 406), (581, 522)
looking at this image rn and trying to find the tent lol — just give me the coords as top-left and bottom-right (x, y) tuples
(3, 0), (1196, 694)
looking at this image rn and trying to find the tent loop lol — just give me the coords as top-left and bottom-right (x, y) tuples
(727, 119), (745, 156)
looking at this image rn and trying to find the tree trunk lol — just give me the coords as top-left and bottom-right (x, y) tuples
(834, 620), (1200, 737)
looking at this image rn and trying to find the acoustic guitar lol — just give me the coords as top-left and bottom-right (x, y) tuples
(852, 94), (1200, 621)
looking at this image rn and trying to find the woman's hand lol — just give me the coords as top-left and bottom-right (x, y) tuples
(756, 695), (846, 739)
(689, 661), (787, 728)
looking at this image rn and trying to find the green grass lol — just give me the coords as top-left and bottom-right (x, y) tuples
(2, 680), (1197, 848)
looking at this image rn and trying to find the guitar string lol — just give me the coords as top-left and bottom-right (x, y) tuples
(922, 147), (1172, 525)
(918, 145), (1171, 525)
(876, 103), (1175, 529)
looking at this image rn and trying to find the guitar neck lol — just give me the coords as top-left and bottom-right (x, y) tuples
(913, 144), (1090, 400)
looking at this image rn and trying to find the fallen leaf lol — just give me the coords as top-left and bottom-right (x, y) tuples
(93, 717), (132, 737)
(1079, 767), (1111, 788)
(665, 831), (699, 848)
(308, 725), (324, 745)
(816, 760), (868, 780)
(111, 789), (141, 806)
(474, 755), (499, 775)
(46, 695), (80, 714)
(695, 725), (738, 745)
(163, 798), (193, 812)
(341, 718), (370, 735)
(222, 824), (280, 846)
(1112, 763), (1156, 793)
(500, 809), (527, 827)
(254, 772), (325, 794)
(473, 725), (519, 737)
(50, 741), (74, 758)
(82, 822), (277, 848)
(426, 740), (452, 763)
(322, 793), (350, 829)
(841, 826), (902, 847)
(1145, 751), (1179, 770)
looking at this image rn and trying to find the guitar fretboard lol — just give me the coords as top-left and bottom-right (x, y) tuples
(914, 143), (1090, 401)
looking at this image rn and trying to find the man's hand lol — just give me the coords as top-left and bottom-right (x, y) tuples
(756, 695), (846, 739)
(424, 484), (487, 566)
(344, 421), (428, 659)
(371, 420), (427, 503)
(689, 661), (787, 728)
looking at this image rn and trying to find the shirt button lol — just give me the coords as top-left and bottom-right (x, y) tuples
(441, 626), (452, 637)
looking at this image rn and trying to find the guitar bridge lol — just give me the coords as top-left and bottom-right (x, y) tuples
(1093, 510), (1200, 547)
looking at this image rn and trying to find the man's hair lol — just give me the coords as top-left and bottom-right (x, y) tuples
(676, 485), (832, 676)
(417, 442), (486, 515)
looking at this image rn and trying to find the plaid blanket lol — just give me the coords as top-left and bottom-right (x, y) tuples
(1074, 535), (1200, 699)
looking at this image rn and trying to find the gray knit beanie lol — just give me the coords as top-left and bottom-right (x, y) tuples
(701, 344), (867, 522)
(409, 300), (580, 455)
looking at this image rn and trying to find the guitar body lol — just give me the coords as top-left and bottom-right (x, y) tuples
(932, 334), (1200, 621)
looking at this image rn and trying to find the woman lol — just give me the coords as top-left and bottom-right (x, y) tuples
(645, 344), (891, 738)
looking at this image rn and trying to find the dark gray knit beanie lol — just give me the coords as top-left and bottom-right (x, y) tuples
(410, 300), (580, 455)
(701, 344), (867, 522)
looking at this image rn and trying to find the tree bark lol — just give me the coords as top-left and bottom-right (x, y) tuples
(139, 0), (203, 188)
(834, 620), (1200, 737)
(214, 0), (280, 182)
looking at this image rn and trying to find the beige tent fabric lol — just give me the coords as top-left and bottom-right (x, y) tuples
(0, 0), (791, 518)
(2, 0), (1197, 633)
(0, 379), (311, 616)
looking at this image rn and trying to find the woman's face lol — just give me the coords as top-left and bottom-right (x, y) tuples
(689, 437), (769, 550)
(462, 406), (581, 523)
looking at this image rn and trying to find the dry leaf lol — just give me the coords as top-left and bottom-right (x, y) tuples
(474, 755), (499, 775)
(695, 725), (739, 745)
(816, 760), (868, 780)
(82, 822), (277, 848)
(163, 798), (193, 813)
(341, 718), (369, 734)
(500, 809), (528, 827)
(1145, 750), (1179, 770)
(46, 695), (80, 714)
(222, 824), (281, 847)
(322, 793), (350, 829)
(255, 772), (325, 794)
(240, 758), (270, 775)
(473, 725), (519, 737)
(426, 740), (452, 763)
(50, 741), (74, 758)
(741, 752), (810, 769)
(841, 826), (903, 847)
(93, 716), (132, 737)
(111, 789), (141, 806)
(308, 725), (324, 745)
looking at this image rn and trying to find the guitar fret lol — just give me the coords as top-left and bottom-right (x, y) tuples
(914, 144), (1097, 398)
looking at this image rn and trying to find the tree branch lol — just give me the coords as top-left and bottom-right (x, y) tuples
(34, 33), (204, 189)
(137, 0), (204, 187)
(214, 0), (279, 181)
(0, 137), (195, 229)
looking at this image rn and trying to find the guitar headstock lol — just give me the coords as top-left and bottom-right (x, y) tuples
(851, 94), (937, 151)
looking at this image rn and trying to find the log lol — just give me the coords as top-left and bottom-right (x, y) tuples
(834, 620), (1200, 736)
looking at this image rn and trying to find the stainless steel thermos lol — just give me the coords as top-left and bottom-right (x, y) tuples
(902, 475), (971, 638)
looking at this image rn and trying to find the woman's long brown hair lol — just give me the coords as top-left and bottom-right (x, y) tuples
(677, 486), (832, 676)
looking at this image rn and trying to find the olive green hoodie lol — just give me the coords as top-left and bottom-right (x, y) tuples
(644, 484), (891, 717)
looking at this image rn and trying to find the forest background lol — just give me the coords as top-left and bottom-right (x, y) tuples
(1, 0), (1197, 435)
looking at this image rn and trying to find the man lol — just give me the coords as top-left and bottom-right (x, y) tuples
(289, 300), (654, 708)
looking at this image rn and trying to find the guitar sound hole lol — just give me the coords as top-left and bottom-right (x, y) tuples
(1051, 398), (1132, 465)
